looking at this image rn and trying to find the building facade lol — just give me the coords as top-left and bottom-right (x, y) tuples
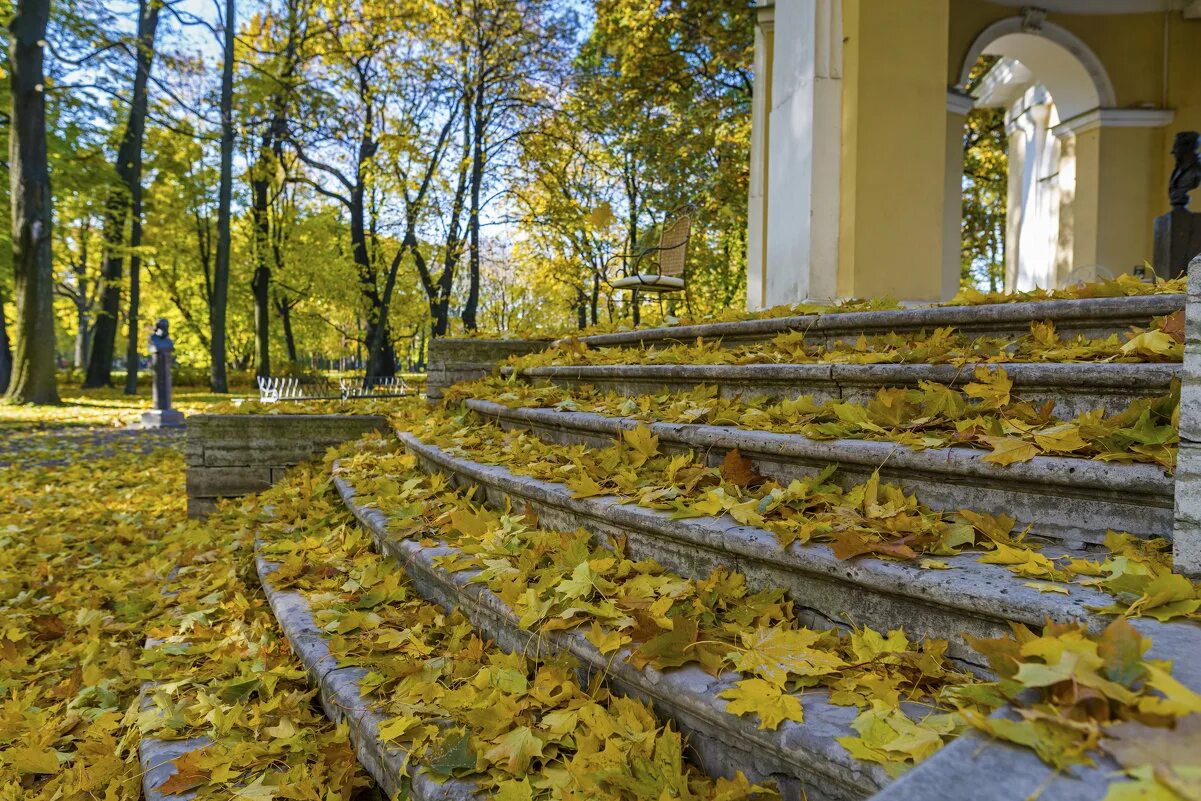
(747, 0), (1201, 308)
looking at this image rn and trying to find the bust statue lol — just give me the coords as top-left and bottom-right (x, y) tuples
(148, 318), (173, 352)
(1169, 131), (1201, 209)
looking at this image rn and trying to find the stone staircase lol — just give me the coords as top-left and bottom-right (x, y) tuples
(263, 288), (1201, 801)
(425, 292), (1185, 401)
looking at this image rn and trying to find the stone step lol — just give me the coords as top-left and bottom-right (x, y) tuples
(138, 679), (212, 801)
(398, 431), (1125, 670)
(575, 295), (1185, 349)
(464, 399), (1173, 545)
(333, 464), (897, 801)
(255, 549), (480, 801)
(394, 432), (1201, 800)
(869, 616), (1201, 801)
(513, 362), (1179, 419)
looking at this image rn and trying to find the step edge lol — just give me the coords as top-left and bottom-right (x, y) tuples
(396, 433), (1109, 649)
(517, 362), (1182, 390)
(576, 295), (1185, 348)
(464, 400), (1174, 500)
(254, 548), (481, 801)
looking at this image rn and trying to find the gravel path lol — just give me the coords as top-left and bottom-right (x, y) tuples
(0, 425), (184, 468)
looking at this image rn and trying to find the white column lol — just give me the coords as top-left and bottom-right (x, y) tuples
(944, 91), (973, 300)
(758, 0), (843, 308)
(745, 3), (774, 310)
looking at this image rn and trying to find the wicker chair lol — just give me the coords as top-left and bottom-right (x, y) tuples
(610, 211), (691, 299)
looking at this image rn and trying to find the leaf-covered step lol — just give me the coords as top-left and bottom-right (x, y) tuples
(462, 399), (1173, 545)
(397, 431), (1174, 669)
(574, 295), (1184, 350)
(138, 673), (213, 801)
(866, 617), (1201, 801)
(511, 362), (1178, 419)
(255, 552), (476, 801)
(257, 470), (780, 801)
(332, 466), (925, 801)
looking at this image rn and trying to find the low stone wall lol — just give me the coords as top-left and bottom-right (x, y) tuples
(1174, 256), (1201, 576)
(426, 338), (548, 401)
(185, 413), (388, 517)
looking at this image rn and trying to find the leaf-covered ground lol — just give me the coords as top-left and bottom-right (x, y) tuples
(0, 394), (373, 801)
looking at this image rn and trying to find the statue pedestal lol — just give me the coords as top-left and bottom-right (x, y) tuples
(141, 408), (186, 429)
(1153, 208), (1201, 277)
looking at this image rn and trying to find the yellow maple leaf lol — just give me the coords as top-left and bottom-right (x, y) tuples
(1121, 330), (1179, 358)
(981, 437), (1039, 466)
(584, 622), (630, 655)
(719, 678), (805, 730)
(9, 745), (61, 775)
(730, 626), (844, 684)
(621, 425), (660, 467)
(484, 726), (545, 773)
(964, 367), (1013, 408)
(1023, 581), (1069, 595)
(1032, 425), (1089, 454)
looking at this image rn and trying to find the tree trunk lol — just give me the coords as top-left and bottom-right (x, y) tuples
(210, 0), (235, 393)
(274, 294), (298, 364)
(462, 89), (484, 331)
(251, 266), (270, 376)
(350, 189), (391, 377)
(430, 101), (472, 340)
(0, 283), (13, 394)
(74, 320), (89, 371)
(590, 272), (600, 325)
(5, 0), (58, 404)
(72, 221), (91, 369)
(122, 190), (143, 394)
(250, 139), (271, 377)
(84, 0), (160, 388)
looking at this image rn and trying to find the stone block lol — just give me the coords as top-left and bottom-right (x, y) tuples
(185, 414), (388, 517)
(187, 465), (272, 498)
(186, 496), (218, 518)
(140, 409), (186, 429)
(426, 338), (548, 400)
(520, 362), (1178, 419)
(466, 399), (1174, 544)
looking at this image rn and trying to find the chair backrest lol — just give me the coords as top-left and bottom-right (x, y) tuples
(658, 213), (691, 277)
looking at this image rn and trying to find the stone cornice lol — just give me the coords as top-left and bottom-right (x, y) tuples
(1052, 107), (1175, 137)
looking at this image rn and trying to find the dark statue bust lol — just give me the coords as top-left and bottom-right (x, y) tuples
(148, 318), (173, 352)
(1169, 131), (1201, 209)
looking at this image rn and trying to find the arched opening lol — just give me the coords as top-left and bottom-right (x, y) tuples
(955, 18), (1116, 292)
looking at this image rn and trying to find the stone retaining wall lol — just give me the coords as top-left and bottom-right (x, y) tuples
(1174, 256), (1201, 576)
(426, 338), (548, 401)
(185, 413), (388, 517)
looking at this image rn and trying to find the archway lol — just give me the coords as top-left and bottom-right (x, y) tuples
(954, 16), (1116, 291)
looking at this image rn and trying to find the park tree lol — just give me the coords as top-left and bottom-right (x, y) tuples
(244, 0), (309, 377)
(208, 0), (235, 392)
(6, 0), (59, 404)
(83, 0), (161, 389)
(580, 0), (752, 322)
(959, 58), (1007, 292)
(513, 112), (622, 329)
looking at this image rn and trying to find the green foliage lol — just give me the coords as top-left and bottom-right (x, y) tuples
(961, 58), (1008, 292)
